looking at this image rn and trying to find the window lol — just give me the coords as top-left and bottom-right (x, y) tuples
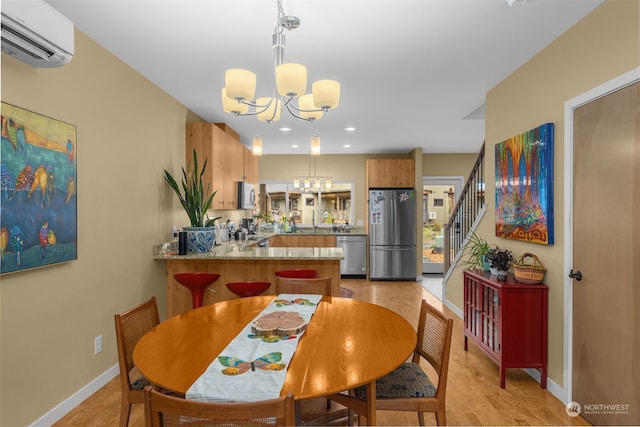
(433, 198), (444, 207)
(259, 182), (353, 226)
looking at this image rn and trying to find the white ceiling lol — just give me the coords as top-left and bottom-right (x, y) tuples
(46, 0), (603, 155)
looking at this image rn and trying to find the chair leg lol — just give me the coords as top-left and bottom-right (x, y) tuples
(119, 402), (131, 427)
(417, 411), (425, 426)
(435, 408), (446, 426)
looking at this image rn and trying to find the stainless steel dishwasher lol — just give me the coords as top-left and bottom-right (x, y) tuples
(336, 235), (366, 277)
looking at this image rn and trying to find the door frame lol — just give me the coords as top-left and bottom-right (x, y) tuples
(421, 176), (464, 274)
(562, 67), (639, 405)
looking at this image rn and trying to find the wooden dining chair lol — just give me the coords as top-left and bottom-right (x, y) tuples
(143, 386), (296, 427)
(275, 276), (332, 296)
(329, 299), (454, 426)
(114, 297), (160, 427)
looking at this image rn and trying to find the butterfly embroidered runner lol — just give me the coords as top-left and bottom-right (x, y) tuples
(186, 294), (323, 402)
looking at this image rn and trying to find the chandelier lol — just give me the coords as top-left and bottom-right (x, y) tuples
(220, 0), (340, 156)
(292, 152), (332, 191)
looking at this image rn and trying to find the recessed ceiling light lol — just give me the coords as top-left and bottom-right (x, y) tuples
(344, 144), (351, 148)
(280, 127), (292, 132)
(292, 144), (299, 148)
(344, 126), (356, 132)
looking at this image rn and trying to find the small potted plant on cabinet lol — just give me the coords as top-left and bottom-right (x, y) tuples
(485, 246), (513, 280)
(163, 149), (220, 252)
(461, 231), (491, 271)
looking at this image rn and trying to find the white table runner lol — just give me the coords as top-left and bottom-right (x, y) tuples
(186, 294), (323, 402)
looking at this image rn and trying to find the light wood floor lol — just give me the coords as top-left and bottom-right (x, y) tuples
(53, 279), (591, 426)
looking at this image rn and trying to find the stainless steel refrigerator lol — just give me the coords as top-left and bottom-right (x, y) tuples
(369, 189), (417, 280)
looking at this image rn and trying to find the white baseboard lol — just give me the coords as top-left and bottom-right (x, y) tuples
(443, 297), (463, 319)
(523, 368), (565, 404)
(30, 364), (119, 427)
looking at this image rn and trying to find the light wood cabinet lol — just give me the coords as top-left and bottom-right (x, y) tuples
(244, 146), (259, 187)
(366, 159), (415, 188)
(186, 122), (257, 210)
(269, 234), (337, 248)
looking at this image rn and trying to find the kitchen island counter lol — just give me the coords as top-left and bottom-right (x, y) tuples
(154, 237), (343, 317)
(153, 242), (343, 261)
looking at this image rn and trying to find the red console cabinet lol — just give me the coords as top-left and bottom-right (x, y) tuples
(463, 269), (548, 389)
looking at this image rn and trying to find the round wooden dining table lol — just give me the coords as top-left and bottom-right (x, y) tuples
(133, 295), (416, 425)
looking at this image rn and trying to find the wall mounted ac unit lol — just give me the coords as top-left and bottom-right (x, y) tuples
(1, 0), (74, 68)
(428, 211), (437, 220)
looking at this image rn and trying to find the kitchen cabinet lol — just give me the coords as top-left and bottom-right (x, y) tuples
(366, 159), (415, 188)
(463, 269), (548, 389)
(244, 145), (259, 188)
(269, 234), (337, 248)
(186, 122), (255, 210)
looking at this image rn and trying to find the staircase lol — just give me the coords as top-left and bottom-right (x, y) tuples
(443, 143), (486, 277)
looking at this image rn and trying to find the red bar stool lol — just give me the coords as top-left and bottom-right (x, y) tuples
(274, 269), (320, 278)
(174, 273), (220, 309)
(226, 281), (271, 298)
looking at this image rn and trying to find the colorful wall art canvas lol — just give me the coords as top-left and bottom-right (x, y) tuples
(1, 103), (77, 274)
(495, 122), (554, 245)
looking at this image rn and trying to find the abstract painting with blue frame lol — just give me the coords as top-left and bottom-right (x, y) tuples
(1, 102), (77, 274)
(495, 122), (554, 245)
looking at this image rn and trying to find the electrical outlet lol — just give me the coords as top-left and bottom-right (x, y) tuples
(94, 335), (102, 355)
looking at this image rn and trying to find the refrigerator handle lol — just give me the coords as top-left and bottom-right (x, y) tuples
(372, 247), (414, 251)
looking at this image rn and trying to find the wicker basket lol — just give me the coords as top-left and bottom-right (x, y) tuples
(513, 253), (546, 284)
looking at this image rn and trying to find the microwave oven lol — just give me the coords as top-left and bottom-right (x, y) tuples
(237, 182), (256, 210)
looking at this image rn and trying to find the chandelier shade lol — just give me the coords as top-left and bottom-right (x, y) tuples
(312, 80), (340, 110)
(276, 63), (307, 98)
(224, 69), (256, 101)
(256, 97), (281, 122)
(221, 88), (249, 114)
(299, 94), (323, 120)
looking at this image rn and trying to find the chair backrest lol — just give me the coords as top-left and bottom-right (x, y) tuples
(274, 269), (320, 278)
(114, 297), (160, 385)
(275, 276), (332, 296)
(143, 386), (296, 427)
(415, 299), (454, 398)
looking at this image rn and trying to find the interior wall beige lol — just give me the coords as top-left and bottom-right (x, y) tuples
(259, 153), (413, 228)
(260, 152), (478, 229)
(0, 31), (191, 426)
(446, 0), (640, 390)
(422, 152), (478, 178)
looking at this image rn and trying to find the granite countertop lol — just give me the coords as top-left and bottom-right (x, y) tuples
(153, 234), (344, 260)
(259, 226), (366, 236)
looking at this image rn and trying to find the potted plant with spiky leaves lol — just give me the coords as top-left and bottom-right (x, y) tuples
(460, 231), (491, 271)
(164, 149), (220, 252)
